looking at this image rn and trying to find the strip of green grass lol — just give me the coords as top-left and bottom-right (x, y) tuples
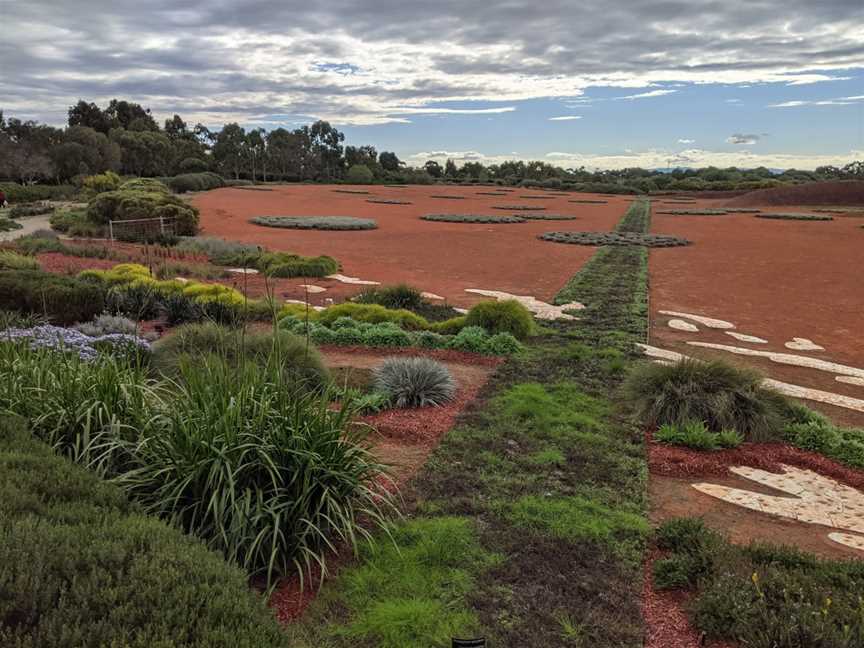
(289, 200), (652, 647)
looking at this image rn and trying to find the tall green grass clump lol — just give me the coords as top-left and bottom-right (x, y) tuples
(151, 322), (330, 390)
(110, 356), (393, 587)
(623, 359), (789, 442)
(354, 284), (424, 310)
(465, 299), (534, 340)
(373, 357), (456, 408)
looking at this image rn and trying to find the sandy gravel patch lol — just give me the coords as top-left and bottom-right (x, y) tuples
(465, 288), (584, 320)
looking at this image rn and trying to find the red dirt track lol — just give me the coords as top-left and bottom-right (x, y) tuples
(649, 202), (864, 368)
(193, 185), (628, 307)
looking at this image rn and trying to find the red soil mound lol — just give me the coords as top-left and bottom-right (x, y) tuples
(724, 180), (864, 207)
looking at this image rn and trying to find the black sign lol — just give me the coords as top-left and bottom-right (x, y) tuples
(452, 639), (486, 648)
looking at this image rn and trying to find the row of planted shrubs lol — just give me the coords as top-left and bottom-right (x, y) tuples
(0, 415), (291, 647)
(176, 236), (340, 277)
(624, 358), (864, 466)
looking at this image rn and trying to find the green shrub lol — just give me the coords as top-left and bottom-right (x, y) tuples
(0, 182), (76, 202)
(655, 420), (743, 450)
(539, 231), (691, 247)
(151, 322), (329, 390)
(110, 356), (391, 586)
(354, 284), (424, 310)
(783, 409), (864, 469)
(756, 213), (833, 221)
(373, 356), (456, 408)
(465, 299), (534, 339)
(446, 325), (489, 353)
(251, 216), (377, 230)
(0, 250), (40, 270)
(176, 236), (261, 262)
(429, 316), (467, 334)
(0, 218), (22, 232)
(318, 303), (429, 330)
(88, 184), (199, 235)
(178, 157), (210, 173)
(82, 170), (122, 194)
(361, 322), (414, 347)
(0, 417), (290, 648)
(346, 164), (374, 184)
(258, 251), (339, 278)
(484, 331), (523, 355)
(168, 172), (225, 194)
(411, 330), (448, 349)
(0, 269), (105, 325)
(9, 203), (53, 218)
(623, 359), (789, 442)
(50, 209), (104, 236)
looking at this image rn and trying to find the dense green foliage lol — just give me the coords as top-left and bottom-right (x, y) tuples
(0, 418), (290, 648)
(152, 322), (330, 389)
(0, 269), (105, 324)
(346, 164), (373, 183)
(0, 250), (40, 270)
(654, 518), (864, 647)
(655, 420), (743, 450)
(167, 171), (226, 193)
(756, 213), (833, 221)
(87, 178), (200, 235)
(354, 284), (424, 310)
(464, 299), (534, 339)
(623, 359), (790, 442)
(539, 231), (691, 247)
(318, 302), (429, 330)
(783, 404), (864, 468)
(372, 357), (456, 407)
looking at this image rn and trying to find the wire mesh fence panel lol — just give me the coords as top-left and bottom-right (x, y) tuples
(109, 217), (177, 242)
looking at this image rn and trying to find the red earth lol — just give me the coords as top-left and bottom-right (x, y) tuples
(649, 201), (864, 370)
(192, 185), (629, 308)
(724, 180), (864, 207)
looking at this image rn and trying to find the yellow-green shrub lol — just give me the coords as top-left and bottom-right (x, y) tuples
(317, 303), (429, 330)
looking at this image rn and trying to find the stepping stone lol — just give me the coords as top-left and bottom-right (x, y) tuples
(421, 292), (445, 300)
(465, 288), (584, 321)
(726, 331), (768, 344)
(227, 268), (259, 275)
(668, 318), (699, 332)
(837, 376), (864, 387)
(658, 310), (735, 329)
(284, 299), (325, 311)
(785, 337), (824, 352)
(326, 274), (380, 286)
(828, 532), (864, 552)
(299, 284), (326, 294)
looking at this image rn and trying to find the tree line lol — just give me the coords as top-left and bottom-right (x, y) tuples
(0, 98), (862, 190)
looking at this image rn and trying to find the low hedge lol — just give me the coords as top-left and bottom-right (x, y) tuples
(539, 231), (691, 247)
(366, 199), (411, 205)
(569, 199), (607, 204)
(0, 417), (289, 648)
(492, 205), (546, 211)
(756, 213), (833, 221)
(251, 216), (377, 231)
(464, 299), (534, 340)
(0, 182), (76, 203)
(422, 213), (526, 224)
(519, 213), (578, 221)
(0, 218), (22, 232)
(317, 303), (429, 330)
(0, 269), (105, 324)
(168, 172), (226, 194)
(9, 203), (53, 218)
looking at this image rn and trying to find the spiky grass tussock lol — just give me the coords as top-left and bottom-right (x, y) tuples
(373, 356), (456, 408)
(623, 358), (790, 442)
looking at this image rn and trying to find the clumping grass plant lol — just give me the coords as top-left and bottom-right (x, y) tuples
(111, 356), (393, 588)
(373, 357), (456, 408)
(623, 359), (789, 442)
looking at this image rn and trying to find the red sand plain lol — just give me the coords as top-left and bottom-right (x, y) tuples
(649, 200), (864, 367)
(193, 185), (628, 308)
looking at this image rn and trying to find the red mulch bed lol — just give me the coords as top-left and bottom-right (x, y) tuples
(37, 251), (117, 274)
(647, 430), (864, 491)
(643, 549), (733, 648)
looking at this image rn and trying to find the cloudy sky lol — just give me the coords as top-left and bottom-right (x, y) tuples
(2, 0), (863, 169)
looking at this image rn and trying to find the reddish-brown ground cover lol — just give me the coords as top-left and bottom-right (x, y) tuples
(725, 180), (864, 207)
(193, 185), (628, 307)
(649, 204), (864, 368)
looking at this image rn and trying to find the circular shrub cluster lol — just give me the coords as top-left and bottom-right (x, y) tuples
(755, 213), (833, 221)
(366, 199), (411, 205)
(332, 189), (370, 195)
(250, 216), (377, 230)
(657, 209), (728, 216)
(492, 205), (547, 211)
(421, 214), (526, 224)
(518, 213), (577, 221)
(429, 195), (465, 200)
(476, 191), (507, 196)
(569, 199), (607, 204)
(539, 231), (691, 247)
(519, 195), (555, 200)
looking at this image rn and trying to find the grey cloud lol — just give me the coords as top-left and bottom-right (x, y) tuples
(726, 133), (761, 145)
(2, 0), (863, 125)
